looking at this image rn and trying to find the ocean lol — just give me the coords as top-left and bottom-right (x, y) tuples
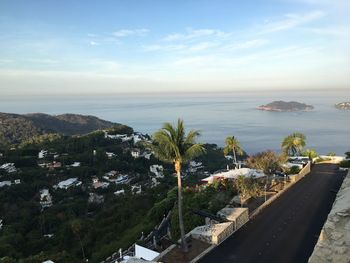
(1, 89), (349, 155)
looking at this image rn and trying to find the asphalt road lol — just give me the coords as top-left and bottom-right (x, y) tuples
(199, 163), (346, 263)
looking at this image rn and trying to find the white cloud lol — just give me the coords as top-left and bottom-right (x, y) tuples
(144, 44), (187, 51)
(90, 41), (99, 46)
(261, 10), (326, 33)
(113, 28), (149, 37)
(225, 39), (269, 50)
(162, 28), (229, 41)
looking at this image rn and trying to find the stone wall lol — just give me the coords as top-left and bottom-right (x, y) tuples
(309, 171), (350, 263)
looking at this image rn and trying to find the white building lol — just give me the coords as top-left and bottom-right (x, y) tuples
(0, 181), (11, 188)
(14, 179), (21, 184)
(70, 162), (81, 167)
(150, 165), (164, 178)
(0, 219), (3, 230)
(114, 189), (125, 195)
(92, 177), (110, 189)
(38, 150), (48, 159)
(131, 149), (141, 158)
(0, 163), (17, 173)
(132, 185), (142, 195)
(40, 189), (53, 208)
(56, 178), (82, 189)
(106, 152), (116, 159)
(202, 168), (265, 184)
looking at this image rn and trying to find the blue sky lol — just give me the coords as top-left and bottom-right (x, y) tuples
(0, 0), (349, 94)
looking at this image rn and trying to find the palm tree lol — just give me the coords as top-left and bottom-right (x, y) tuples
(224, 136), (243, 168)
(152, 119), (206, 252)
(71, 219), (86, 261)
(281, 132), (306, 156)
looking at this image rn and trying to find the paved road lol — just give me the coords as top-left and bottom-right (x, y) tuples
(199, 163), (346, 263)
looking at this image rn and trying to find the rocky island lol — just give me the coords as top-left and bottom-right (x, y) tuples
(257, 101), (314, 112)
(335, 102), (350, 110)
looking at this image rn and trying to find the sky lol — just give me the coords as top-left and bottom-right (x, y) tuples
(0, 0), (349, 95)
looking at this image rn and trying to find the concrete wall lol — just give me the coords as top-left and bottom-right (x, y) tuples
(309, 171), (350, 263)
(289, 161), (311, 183)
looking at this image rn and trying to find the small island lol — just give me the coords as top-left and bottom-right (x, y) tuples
(335, 102), (350, 110)
(257, 101), (314, 112)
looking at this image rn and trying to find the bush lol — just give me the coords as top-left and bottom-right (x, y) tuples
(288, 166), (301, 175)
(340, 160), (350, 168)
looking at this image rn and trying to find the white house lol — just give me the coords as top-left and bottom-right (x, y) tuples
(202, 168), (265, 184)
(0, 219), (3, 230)
(14, 179), (21, 184)
(38, 150), (48, 159)
(56, 178), (82, 189)
(70, 162), (81, 167)
(40, 189), (53, 208)
(131, 149), (141, 158)
(114, 189), (125, 195)
(106, 152), (116, 159)
(132, 185), (142, 195)
(0, 181), (11, 188)
(150, 165), (164, 178)
(92, 177), (110, 189)
(0, 163), (17, 173)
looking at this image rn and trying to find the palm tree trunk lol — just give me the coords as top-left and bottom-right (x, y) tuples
(176, 162), (188, 252)
(233, 148), (237, 168)
(78, 235), (86, 261)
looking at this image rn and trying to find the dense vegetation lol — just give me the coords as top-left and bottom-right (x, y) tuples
(0, 126), (231, 262)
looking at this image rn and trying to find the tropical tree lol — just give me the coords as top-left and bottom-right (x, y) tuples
(224, 136), (243, 168)
(302, 148), (319, 160)
(281, 132), (306, 156)
(235, 175), (261, 206)
(151, 119), (206, 252)
(71, 219), (86, 261)
(246, 150), (283, 175)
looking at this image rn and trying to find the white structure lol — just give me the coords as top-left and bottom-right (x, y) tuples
(134, 244), (159, 261)
(114, 189), (125, 195)
(57, 178), (82, 189)
(0, 163), (17, 173)
(132, 185), (142, 195)
(150, 165), (164, 178)
(88, 193), (104, 204)
(38, 150), (48, 159)
(104, 131), (133, 142)
(188, 161), (203, 173)
(14, 179), (21, 184)
(106, 152), (116, 159)
(42, 260), (55, 263)
(0, 219), (3, 230)
(131, 149), (141, 158)
(70, 162), (81, 167)
(0, 181), (11, 188)
(40, 189), (53, 208)
(92, 177), (110, 189)
(202, 168), (265, 184)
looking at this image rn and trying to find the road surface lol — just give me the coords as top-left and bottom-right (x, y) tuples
(199, 163), (346, 263)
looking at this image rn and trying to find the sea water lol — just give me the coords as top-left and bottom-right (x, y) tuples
(0, 89), (349, 154)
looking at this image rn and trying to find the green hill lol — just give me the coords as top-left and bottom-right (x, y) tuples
(0, 112), (124, 147)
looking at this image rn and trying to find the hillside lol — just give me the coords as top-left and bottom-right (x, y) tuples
(257, 101), (314, 112)
(0, 112), (124, 147)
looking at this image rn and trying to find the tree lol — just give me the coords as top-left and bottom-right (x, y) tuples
(281, 132), (306, 156)
(302, 148), (318, 160)
(223, 136), (243, 168)
(71, 219), (86, 261)
(234, 175), (261, 206)
(151, 119), (205, 252)
(246, 150), (283, 175)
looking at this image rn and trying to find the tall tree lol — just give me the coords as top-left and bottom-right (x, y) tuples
(151, 119), (205, 252)
(224, 136), (243, 168)
(281, 132), (306, 156)
(71, 219), (86, 261)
